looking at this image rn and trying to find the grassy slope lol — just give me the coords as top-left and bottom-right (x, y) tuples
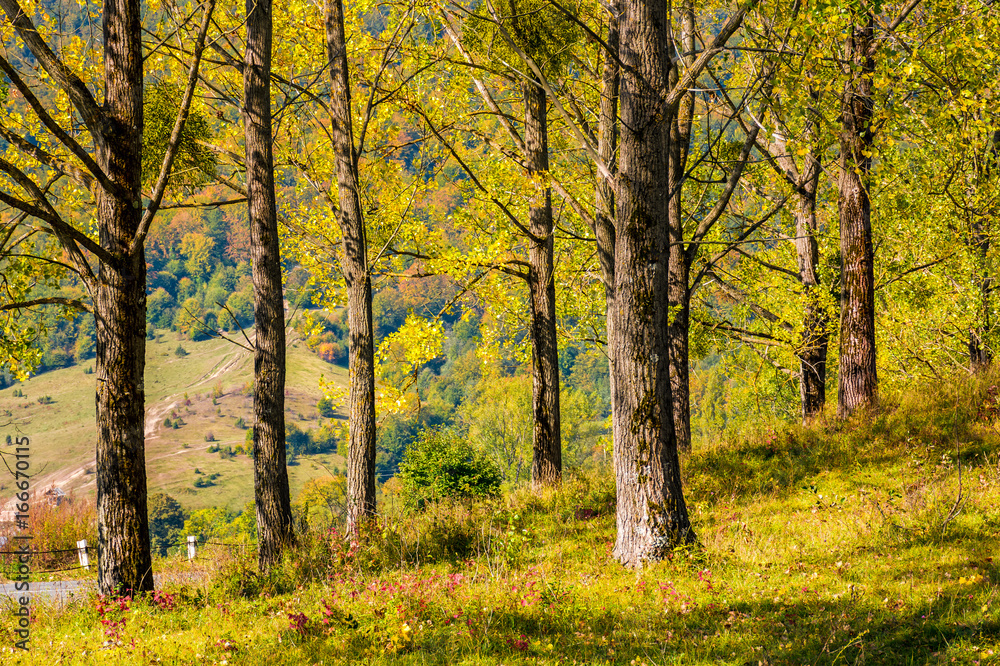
(5, 374), (1000, 664)
(0, 329), (348, 512)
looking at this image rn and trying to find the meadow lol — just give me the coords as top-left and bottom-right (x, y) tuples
(1, 374), (998, 664)
(0, 328), (348, 512)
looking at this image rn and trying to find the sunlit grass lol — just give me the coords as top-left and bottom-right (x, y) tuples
(3, 373), (1000, 664)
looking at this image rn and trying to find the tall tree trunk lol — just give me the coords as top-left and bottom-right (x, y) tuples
(795, 159), (828, 420)
(595, 3), (619, 316)
(612, 0), (693, 568)
(666, 1), (695, 452)
(969, 128), (1000, 372)
(837, 11), (877, 419)
(595, 1), (619, 441)
(245, 0), (294, 570)
(969, 216), (992, 371)
(326, 0), (377, 528)
(523, 79), (562, 488)
(666, 259), (691, 451)
(95, 0), (152, 595)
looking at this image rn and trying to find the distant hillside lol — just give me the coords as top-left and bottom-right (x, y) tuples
(0, 328), (349, 512)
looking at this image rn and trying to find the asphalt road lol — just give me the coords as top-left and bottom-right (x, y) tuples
(0, 579), (93, 604)
(0, 570), (210, 604)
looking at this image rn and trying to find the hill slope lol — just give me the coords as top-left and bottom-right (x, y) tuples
(0, 329), (348, 511)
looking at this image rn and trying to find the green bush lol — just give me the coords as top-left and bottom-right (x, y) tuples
(398, 428), (502, 508)
(148, 493), (186, 556)
(317, 395), (336, 418)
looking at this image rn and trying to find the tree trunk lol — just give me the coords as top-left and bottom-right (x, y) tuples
(969, 216), (992, 371)
(666, 263), (691, 451)
(595, 3), (619, 314)
(666, 0), (696, 453)
(795, 162), (828, 420)
(245, 0), (294, 570)
(595, 1), (619, 445)
(837, 12), (877, 419)
(612, 0), (693, 568)
(523, 79), (562, 488)
(95, 0), (153, 596)
(969, 129), (999, 372)
(326, 0), (377, 528)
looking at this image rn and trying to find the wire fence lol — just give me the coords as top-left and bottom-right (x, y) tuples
(0, 536), (252, 574)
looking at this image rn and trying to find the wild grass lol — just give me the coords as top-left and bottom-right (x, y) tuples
(3, 373), (1000, 664)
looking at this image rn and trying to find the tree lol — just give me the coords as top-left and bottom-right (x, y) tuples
(836, 1), (922, 418)
(244, 0), (295, 569)
(148, 493), (185, 556)
(705, 3), (841, 422)
(398, 428), (502, 507)
(836, 8), (878, 418)
(295, 476), (348, 530)
(456, 0), (583, 487)
(0, 0), (214, 594)
(610, 0), (753, 566)
(325, 0), (379, 531)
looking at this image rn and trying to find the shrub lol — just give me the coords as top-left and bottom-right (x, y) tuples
(148, 493), (186, 556)
(175, 344), (188, 357)
(317, 396), (336, 418)
(398, 428), (502, 508)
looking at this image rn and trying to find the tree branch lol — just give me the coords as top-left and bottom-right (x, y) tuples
(409, 102), (538, 242)
(0, 55), (118, 198)
(0, 158), (114, 270)
(0, 0), (106, 150)
(132, 0), (217, 254)
(0, 297), (91, 313)
(0, 125), (96, 192)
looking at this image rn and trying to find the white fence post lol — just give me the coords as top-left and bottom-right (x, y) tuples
(187, 535), (197, 562)
(76, 539), (89, 570)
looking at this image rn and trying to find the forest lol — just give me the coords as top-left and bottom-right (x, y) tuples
(1, 0), (999, 662)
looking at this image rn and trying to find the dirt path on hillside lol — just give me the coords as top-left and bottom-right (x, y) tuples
(196, 350), (247, 388)
(145, 400), (178, 441)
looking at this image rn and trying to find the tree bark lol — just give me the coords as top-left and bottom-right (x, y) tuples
(523, 79), (562, 488)
(326, 0), (377, 528)
(595, 1), (619, 446)
(837, 12), (878, 418)
(95, 0), (153, 595)
(245, 0), (294, 570)
(795, 158), (828, 420)
(666, 0), (696, 453)
(969, 216), (992, 371)
(612, 0), (693, 568)
(969, 129), (999, 372)
(595, 2), (619, 325)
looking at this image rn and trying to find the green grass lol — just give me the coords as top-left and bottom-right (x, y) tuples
(3, 374), (999, 664)
(0, 328), (348, 512)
